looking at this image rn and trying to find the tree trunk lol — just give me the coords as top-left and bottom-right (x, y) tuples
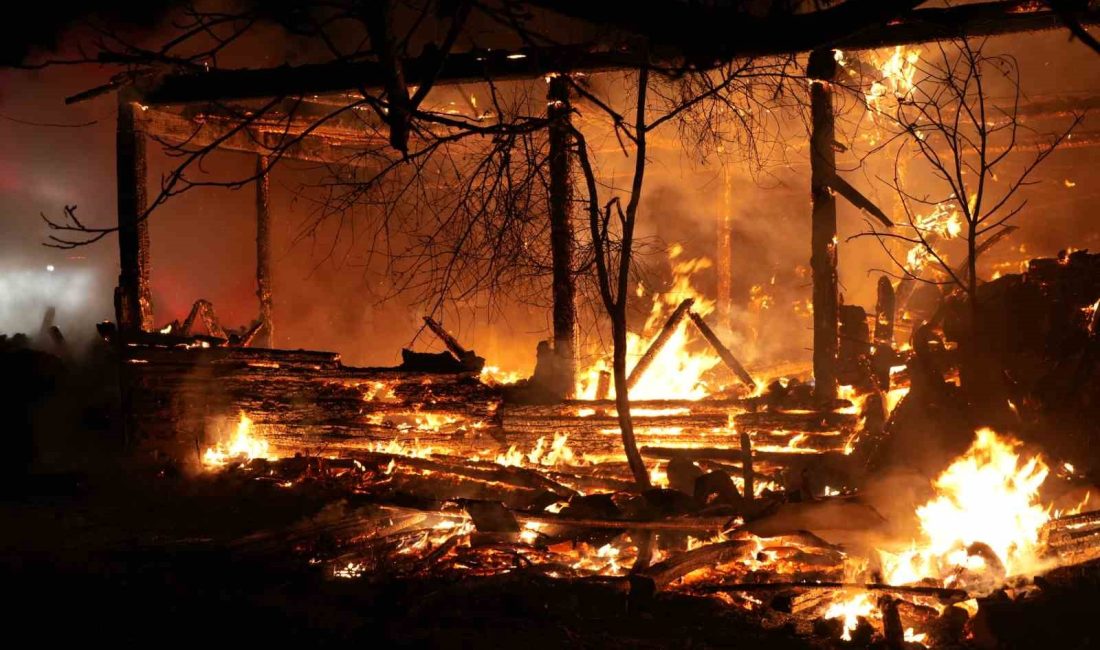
(613, 313), (649, 490)
(809, 49), (839, 405)
(548, 75), (578, 397)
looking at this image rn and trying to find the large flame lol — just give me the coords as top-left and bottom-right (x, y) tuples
(203, 413), (272, 467)
(880, 429), (1052, 590)
(864, 46), (920, 113)
(576, 245), (722, 400)
(495, 433), (577, 468)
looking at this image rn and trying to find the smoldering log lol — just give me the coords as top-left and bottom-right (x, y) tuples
(687, 310), (756, 390)
(353, 450), (578, 496)
(642, 446), (849, 466)
(630, 540), (757, 601)
(694, 582), (969, 604)
(740, 431), (754, 504)
(626, 298), (694, 390)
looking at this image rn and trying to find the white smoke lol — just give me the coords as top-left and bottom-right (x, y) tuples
(0, 264), (103, 341)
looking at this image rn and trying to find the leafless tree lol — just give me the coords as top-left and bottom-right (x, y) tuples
(848, 39), (1082, 392)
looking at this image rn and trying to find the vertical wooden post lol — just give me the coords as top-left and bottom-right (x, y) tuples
(740, 431), (754, 505)
(808, 49), (839, 405)
(115, 92), (152, 333)
(874, 276), (895, 347)
(717, 164), (734, 332)
(255, 155), (274, 348)
(548, 74), (577, 396)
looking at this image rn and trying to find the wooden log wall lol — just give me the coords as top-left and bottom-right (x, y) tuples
(125, 343), (857, 476)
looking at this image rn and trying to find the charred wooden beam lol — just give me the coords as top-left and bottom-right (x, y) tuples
(116, 93), (153, 333)
(630, 539), (756, 601)
(594, 370), (611, 400)
(255, 155), (273, 348)
(695, 581), (969, 604)
(626, 298), (694, 391)
(809, 49), (840, 405)
(826, 173), (893, 228)
(129, 5), (1100, 107)
(688, 310), (756, 390)
(642, 446), (848, 466)
(137, 105), (382, 163)
(422, 316), (484, 371)
(180, 299), (227, 339)
(517, 512), (734, 533)
(874, 277), (896, 347)
(740, 431), (754, 504)
(548, 74), (578, 395)
(838, 304), (871, 387)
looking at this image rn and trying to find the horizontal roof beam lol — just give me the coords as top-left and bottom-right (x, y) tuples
(133, 3), (1099, 106)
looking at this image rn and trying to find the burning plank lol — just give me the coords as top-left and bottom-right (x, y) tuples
(625, 297), (695, 391)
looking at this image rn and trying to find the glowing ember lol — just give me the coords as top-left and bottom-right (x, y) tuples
(880, 429), (1052, 591)
(203, 413), (271, 467)
(372, 437), (434, 458)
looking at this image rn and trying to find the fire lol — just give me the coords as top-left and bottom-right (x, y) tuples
(481, 365), (524, 385)
(202, 413), (272, 467)
(824, 592), (873, 641)
(576, 245), (722, 400)
(880, 429), (1052, 591)
(864, 46), (921, 113)
(372, 437), (434, 459)
(495, 433), (577, 468)
(906, 203), (963, 274)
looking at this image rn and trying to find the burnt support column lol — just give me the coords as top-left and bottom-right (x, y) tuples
(808, 49), (839, 404)
(255, 155), (274, 348)
(717, 164), (734, 332)
(548, 74), (577, 396)
(115, 92), (152, 333)
(874, 276), (895, 347)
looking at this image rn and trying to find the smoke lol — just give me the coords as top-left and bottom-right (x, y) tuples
(0, 24), (1096, 373)
(0, 265), (105, 341)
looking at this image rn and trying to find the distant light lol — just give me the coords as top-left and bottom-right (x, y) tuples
(46, 265), (55, 272)
(506, 53), (527, 60)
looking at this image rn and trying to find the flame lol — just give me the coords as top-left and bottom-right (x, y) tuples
(202, 413), (272, 467)
(906, 203), (963, 274)
(880, 429), (1052, 591)
(824, 592), (874, 641)
(576, 245), (722, 400)
(362, 381), (397, 402)
(481, 365), (524, 385)
(865, 46), (920, 112)
(495, 433), (577, 468)
(372, 437), (434, 459)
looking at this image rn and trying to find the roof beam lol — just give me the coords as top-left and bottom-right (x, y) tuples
(133, 3), (1100, 106)
(138, 105), (384, 163)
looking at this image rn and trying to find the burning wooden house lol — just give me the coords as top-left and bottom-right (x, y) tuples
(6, 1), (1100, 647)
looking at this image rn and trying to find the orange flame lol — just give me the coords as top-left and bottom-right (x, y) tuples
(203, 413), (272, 467)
